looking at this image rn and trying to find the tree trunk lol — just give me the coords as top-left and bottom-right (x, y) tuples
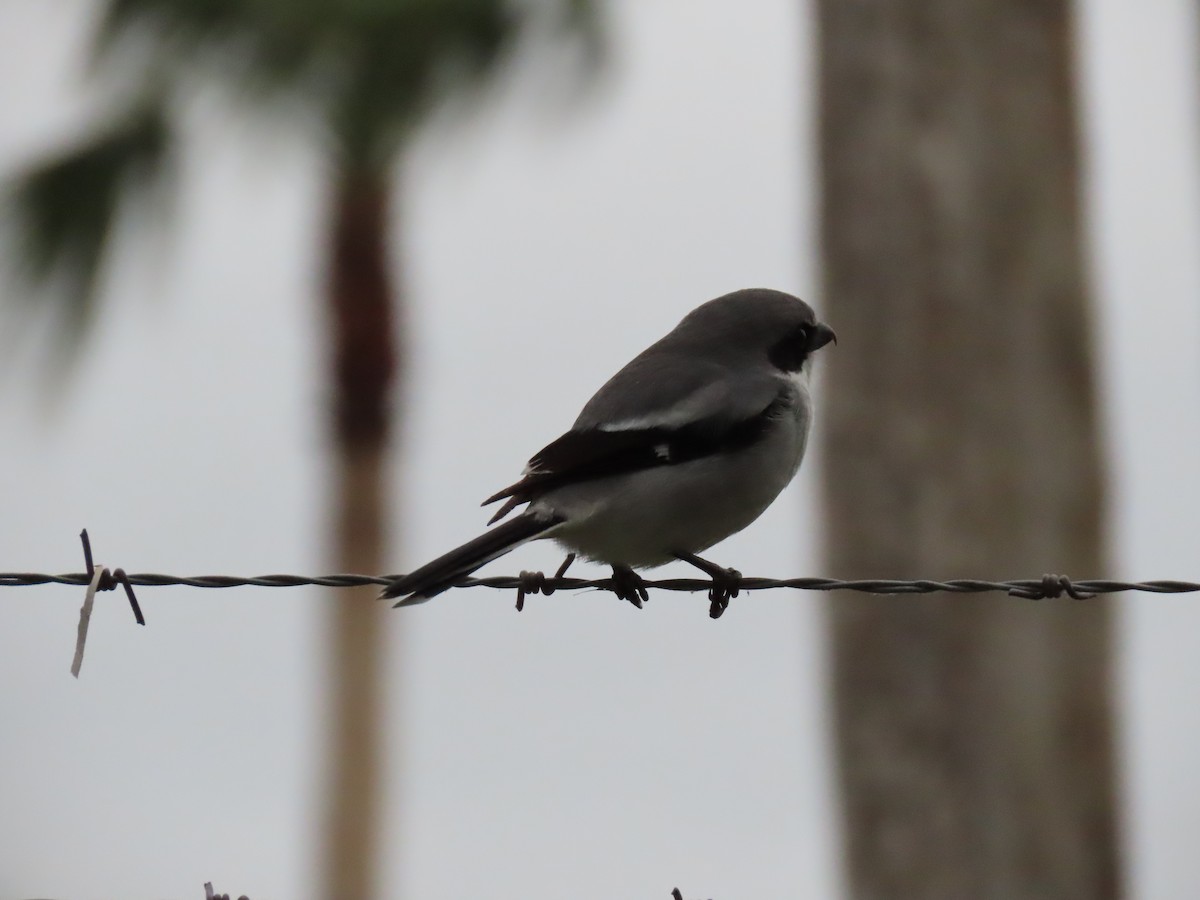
(321, 166), (400, 900)
(816, 3), (1120, 899)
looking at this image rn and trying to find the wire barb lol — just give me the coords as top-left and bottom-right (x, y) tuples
(514, 571), (546, 612)
(1007, 573), (1096, 600)
(69, 530), (146, 678)
(77, 529), (145, 624)
(515, 554), (575, 611)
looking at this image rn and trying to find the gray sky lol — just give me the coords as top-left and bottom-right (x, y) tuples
(1, 1), (1199, 898)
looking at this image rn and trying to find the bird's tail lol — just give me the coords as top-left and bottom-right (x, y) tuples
(380, 511), (562, 606)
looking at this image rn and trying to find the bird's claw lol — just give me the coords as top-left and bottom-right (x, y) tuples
(609, 565), (649, 609)
(707, 566), (741, 619)
(673, 551), (741, 618)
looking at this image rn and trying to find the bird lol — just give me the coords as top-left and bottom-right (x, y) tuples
(380, 287), (836, 616)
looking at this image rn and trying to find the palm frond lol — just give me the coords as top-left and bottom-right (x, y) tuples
(93, 0), (602, 167)
(3, 96), (173, 335)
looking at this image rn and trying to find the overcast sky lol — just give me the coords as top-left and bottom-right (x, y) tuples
(2, 1), (1199, 898)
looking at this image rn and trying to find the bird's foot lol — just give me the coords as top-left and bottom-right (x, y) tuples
(705, 567), (741, 618)
(609, 564), (649, 609)
(674, 552), (742, 619)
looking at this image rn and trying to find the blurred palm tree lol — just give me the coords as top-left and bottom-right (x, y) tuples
(5, 2), (598, 897)
(817, 1), (1119, 898)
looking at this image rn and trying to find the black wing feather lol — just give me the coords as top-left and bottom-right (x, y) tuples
(381, 511), (560, 604)
(483, 389), (788, 518)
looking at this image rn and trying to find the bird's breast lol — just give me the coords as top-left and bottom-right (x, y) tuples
(537, 383), (813, 567)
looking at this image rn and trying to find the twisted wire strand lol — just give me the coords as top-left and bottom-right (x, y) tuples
(3, 571), (1198, 596)
(44, 532), (1190, 675)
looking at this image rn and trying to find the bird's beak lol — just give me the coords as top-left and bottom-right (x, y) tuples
(808, 322), (837, 350)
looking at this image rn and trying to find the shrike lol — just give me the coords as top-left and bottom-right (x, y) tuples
(381, 288), (835, 614)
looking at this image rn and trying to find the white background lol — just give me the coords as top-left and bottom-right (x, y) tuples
(1, 1), (1198, 898)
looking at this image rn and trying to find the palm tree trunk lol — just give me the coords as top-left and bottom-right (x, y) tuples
(321, 165), (400, 900)
(816, 2), (1120, 898)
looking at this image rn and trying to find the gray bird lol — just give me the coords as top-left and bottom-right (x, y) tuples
(381, 288), (836, 615)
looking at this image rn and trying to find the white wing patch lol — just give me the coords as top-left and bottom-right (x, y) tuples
(595, 381), (729, 433)
(653, 443), (671, 461)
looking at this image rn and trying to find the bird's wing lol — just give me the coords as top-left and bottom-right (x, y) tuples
(483, 354), (786, 522)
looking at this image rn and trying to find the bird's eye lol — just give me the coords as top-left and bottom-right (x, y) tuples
(768, 324), (811, 372)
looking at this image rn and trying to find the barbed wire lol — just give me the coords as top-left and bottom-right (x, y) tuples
(9, 531), (1199, 675)
(7, 569), (1200, 599)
